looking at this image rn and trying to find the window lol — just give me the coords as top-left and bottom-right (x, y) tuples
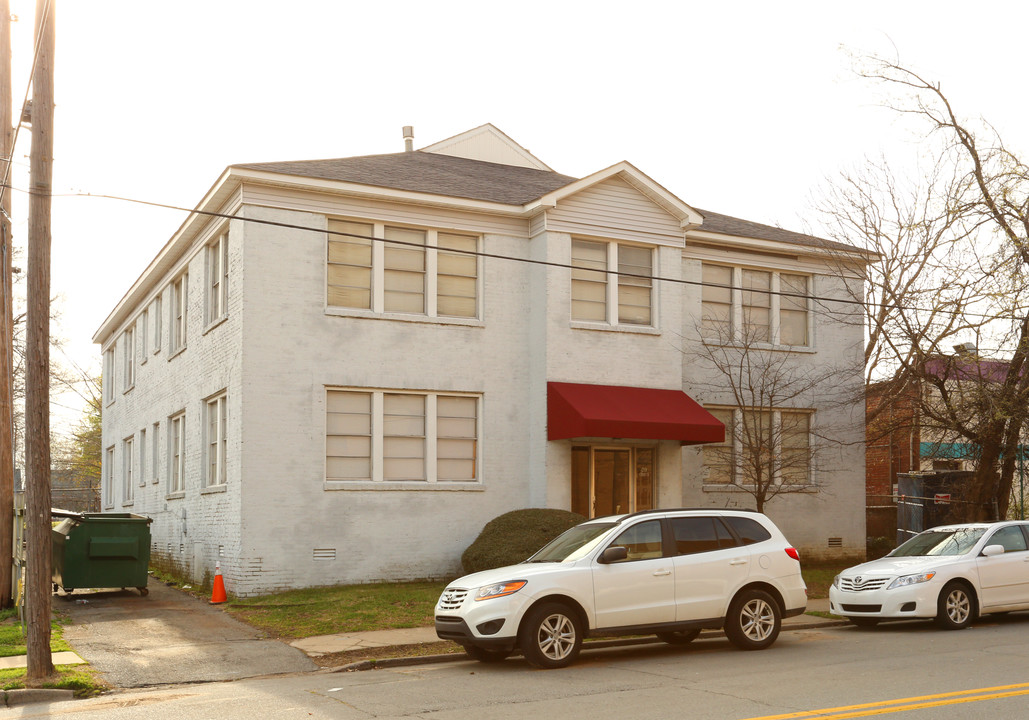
(701, 263), (810, 347)
(152, 294), (162, 354)
(171, 273), (188, 354)
(206, 232), (229, 325)
(702, 407), (813, 488)
(139, 310), (148, 358)
(151, 421), (160, 483)
(571, 239), (654, 326)
(326, 220), (479, 319)
(436, 233), (478, 318)
(987, 526), (1028, 553)
(669, 517), (735, 555)
(104, 446), (115, 507)
(139, 428), (147, 486)
(122, 436), (134, 503)
(326, 389), (479, 485)
(607, 520), (663, 562)
(723, 516), (772, 545)
(701, 264), (733, 339)
(703, 408), (735, 484)
(103, 348), (115, 405)
(122, 326), (135, 391)
(205, 393), (227, 487)
(169, 411), (186, 493)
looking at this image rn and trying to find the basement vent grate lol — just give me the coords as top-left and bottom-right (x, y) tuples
(218, 545), (225, 557)
(313, 548), (337, 561)
(828, 537), (843, 548)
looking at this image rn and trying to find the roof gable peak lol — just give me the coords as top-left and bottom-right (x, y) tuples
(420, 123), (554, 172)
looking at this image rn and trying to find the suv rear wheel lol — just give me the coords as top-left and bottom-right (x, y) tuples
(518, 602), (582, 669)
(724, 589), (781, 650)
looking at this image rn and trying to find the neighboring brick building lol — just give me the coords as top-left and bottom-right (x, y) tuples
(865, 381), (920, 539)
(95, 125), (869, 595)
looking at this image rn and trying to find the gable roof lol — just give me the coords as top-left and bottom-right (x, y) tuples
(234, 151), (577, 206)
(694, 207), (863, 254)
(420, 123), (554, 171)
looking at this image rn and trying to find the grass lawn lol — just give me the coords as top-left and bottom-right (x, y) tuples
(802, 563), (848, 600)
(0, 608), (106, 696)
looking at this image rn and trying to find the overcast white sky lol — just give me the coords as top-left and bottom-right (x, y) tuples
(6, 0), (1027, 427)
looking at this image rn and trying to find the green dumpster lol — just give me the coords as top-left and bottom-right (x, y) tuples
(51, 510), (153, 596)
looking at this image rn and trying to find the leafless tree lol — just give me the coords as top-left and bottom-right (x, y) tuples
(815, 54), (1029, 520)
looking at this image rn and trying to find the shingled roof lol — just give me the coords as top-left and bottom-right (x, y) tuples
(234, 151), (577, 206)
(235, 150), (858, 253)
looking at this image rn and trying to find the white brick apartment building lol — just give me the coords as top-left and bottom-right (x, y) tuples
(95, 125), (868, 596)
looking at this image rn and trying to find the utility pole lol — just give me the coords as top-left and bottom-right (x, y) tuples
(25, 0), (54, 680)
(0, 0), (14, 611)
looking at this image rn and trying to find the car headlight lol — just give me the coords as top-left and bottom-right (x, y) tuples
(887, 572), (936, 590)
(475, 580), (527, 601)
(832, 574), (840, 589)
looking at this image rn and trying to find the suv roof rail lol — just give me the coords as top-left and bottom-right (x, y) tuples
(611, 507), (761, 523)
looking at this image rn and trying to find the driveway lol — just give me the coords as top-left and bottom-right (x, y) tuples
(60, 581), (318, 688)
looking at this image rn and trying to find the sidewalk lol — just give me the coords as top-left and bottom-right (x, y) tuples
(291, 598), (843, 657)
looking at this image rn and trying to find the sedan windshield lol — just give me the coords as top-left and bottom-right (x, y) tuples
(889, 528), (986, 557)
(527, 522), (617, 563)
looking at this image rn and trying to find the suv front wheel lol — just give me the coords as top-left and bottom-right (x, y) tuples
(724, 589), (781, 650)
(518, 602), (583, 669)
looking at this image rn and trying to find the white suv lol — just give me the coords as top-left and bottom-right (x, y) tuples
(435, 508), (807, 668)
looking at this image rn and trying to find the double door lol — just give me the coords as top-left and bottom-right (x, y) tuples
(571, 445), (655, 518)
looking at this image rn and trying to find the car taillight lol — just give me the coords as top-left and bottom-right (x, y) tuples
(785, 547), (800, 561)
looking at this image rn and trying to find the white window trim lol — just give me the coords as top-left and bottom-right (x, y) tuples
(702, 264), (814, 350)
(203, 392), (228, 488)
(570, 238), (656, 329)
(324, 387), (483, 491)
(168, 410), (186, 497)
(325, 219), (482, 323)
(205, 231), (229, 330)
(701, 407), (815, 492)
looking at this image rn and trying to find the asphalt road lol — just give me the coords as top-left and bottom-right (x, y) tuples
(25, 612), (1029, 719)
(59, 581), (317, 687)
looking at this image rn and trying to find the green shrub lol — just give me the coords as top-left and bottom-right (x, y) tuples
(461, 508), (585, 574)
(866, 536), (895, 560)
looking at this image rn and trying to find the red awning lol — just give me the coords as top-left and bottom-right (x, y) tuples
(547, 382), (725, 445)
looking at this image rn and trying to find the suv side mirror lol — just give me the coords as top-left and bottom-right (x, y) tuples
(982, 544), (1005, 557)
(599, 546), (628, 564)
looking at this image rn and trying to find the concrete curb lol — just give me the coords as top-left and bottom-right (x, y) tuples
(3, 688), (76, 707)
(328, 618), (852, 672)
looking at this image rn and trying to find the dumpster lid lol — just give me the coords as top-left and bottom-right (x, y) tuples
(51, 508), (84, 520)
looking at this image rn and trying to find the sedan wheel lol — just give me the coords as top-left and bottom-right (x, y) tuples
(518, 602), (583, 669)
(935, 582), (975, 630)
(725, 589), (781, 650)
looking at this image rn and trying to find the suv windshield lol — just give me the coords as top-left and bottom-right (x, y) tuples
(527, 522), (617, 563)
(889, 528), (986, 557)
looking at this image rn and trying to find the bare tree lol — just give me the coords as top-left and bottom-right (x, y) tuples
(815, 55), (1029, 520)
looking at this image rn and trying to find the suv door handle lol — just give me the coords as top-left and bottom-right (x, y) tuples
(653, 569), (671, 577)
(729, 559), (748, 566)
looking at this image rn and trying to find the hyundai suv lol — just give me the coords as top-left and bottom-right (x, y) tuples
(435, 508), (807, 668)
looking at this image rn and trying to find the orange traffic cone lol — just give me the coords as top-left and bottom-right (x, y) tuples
(209, 561), (227, 605)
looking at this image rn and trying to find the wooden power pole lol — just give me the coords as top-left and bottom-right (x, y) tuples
(25, 0), (54, 680)
(0, 0), (15, 611)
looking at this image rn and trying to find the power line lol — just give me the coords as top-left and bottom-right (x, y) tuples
(15, 185), (1029, 327)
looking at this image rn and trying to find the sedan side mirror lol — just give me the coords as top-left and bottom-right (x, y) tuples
(982, 544), (1005, 557)
(599, 546), (629, 564)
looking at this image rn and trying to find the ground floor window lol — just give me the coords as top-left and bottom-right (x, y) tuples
(570, 444), (655, 518)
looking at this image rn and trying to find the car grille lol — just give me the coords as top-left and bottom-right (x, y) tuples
(438, 588), (469, 610)
(842, 604), (882, 612)
(839, 576), (889, 592)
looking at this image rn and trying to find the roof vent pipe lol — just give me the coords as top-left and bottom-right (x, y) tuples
(403, 126), (414, 152)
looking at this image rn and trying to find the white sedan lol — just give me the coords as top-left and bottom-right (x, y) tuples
(830, 521), (1029, 629)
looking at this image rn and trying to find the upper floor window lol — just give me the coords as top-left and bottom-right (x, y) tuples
(571, 239), (653, 326)
(325, 388), (479, 485)
(326, 219), (478, 319)
(122, 325), (135, 392)
(701, 263), (810, 347)
(171, 273), (188, 354)
(206, 232), (229, 325)
(102, 348), (115, 405)
(151, 294), (163, 355)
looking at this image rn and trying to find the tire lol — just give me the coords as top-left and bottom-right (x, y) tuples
(847, 617), (880, 629)
(518, 602), (583, 669)
(462, 644), (512, 663)
(935, 582), (976, 630)
(724, 589), (781, 650)
(656, 629), (701, 645)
